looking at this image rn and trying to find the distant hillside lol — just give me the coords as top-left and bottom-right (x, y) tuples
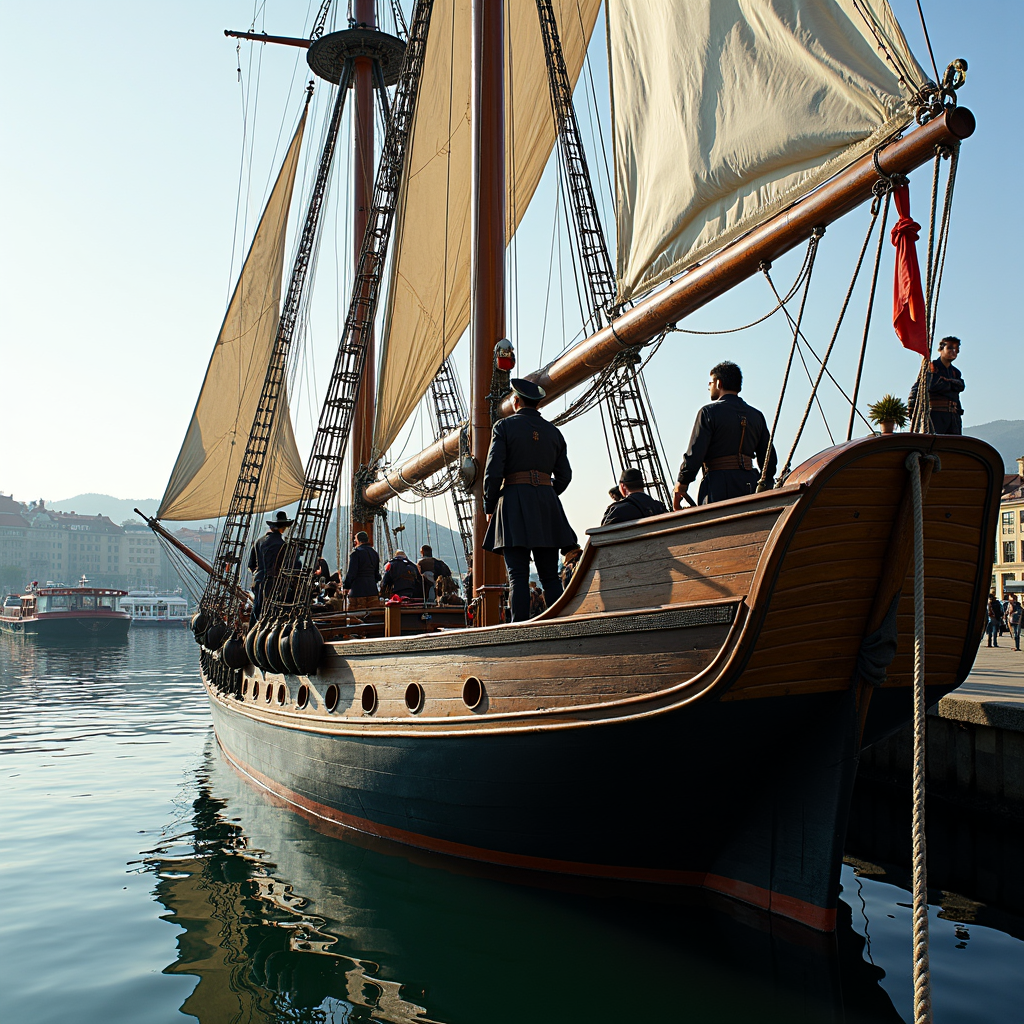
(964, 420), (1024, 472)
(51, 494), (171, 526)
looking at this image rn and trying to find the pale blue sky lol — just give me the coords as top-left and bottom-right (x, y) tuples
(1, 1), (1019, 534)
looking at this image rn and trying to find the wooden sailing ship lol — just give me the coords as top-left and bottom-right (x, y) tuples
(146, 0), (1000, 930)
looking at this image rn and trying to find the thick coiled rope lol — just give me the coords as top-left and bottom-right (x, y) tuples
(907, 450), (939, 1024)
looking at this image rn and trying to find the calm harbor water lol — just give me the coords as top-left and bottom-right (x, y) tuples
(1, 630), (1020, 1024)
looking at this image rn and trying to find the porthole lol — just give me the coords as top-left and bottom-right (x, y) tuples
(405, 682), (424, 714)
(241, 679), (249, 697)
(361, 684), (378, 715)
(324, 684), (340, 713)
(276, 684), (286, 706)
(296, 684), (309, 709)
(251, 681), (260, 702)
(462, 676), (483, 709)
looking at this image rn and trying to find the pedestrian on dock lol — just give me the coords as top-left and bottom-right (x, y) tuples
(674, 361), (777, 508)
(986, 591), (1004, 647)
(342, 531), (381, 610)
(1006, 593), (1022, 651)
(482, 378), (577, 622)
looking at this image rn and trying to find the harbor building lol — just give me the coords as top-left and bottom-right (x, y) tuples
(992, 456), (1024, 599)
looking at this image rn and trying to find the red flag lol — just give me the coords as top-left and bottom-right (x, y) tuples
(890, 184), (929, 358)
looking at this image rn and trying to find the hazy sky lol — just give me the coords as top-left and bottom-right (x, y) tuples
(1, 1), (1020, 537)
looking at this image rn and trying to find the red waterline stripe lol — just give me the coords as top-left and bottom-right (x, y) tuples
(220, 741), (836, 932)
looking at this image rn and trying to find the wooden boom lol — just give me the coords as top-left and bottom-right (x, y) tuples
(363, 105), (974, 505)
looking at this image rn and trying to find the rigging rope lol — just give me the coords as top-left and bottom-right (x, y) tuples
(847, 190), (892, 441)
(780, 193), (887, 479)
(757, 229), (822, 490)
(906, 450), (939, 1024)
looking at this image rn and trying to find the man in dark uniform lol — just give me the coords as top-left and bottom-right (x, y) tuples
(601, 468), (669, 526)
(483, 378), (577, 622)
(247, 510), (298, 623)
(341, 531), (381, 610)
(381, 549), (421, 600)
(908, 335), (964, 434)
(674, 361), (777, 508)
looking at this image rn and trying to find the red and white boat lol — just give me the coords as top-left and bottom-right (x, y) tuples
(0, 579), (130, 639)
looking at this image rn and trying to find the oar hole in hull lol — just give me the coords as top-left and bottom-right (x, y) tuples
(265, 685), (273, 704)
(404, 682), (424, 713)
(241, 679), (248, 697)
(324, 684), (340, 712)
(361, 685), (378, 715)
(276, 684), (286, 706)
(251, 681), (260, 702)
(296, 684), (309, 709)
(462, 676), (483, 709)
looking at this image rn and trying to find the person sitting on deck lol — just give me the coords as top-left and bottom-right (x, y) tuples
(417, 544), (453, 604)
(381, 550), (421, 600)
(601, 468), (669, 526)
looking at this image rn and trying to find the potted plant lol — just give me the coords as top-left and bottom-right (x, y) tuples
(867, 394), (908, 435)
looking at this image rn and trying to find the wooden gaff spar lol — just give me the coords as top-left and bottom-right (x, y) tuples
(152, 0), (1000, 931)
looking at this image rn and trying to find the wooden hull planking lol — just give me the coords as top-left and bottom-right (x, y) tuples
(199, 434), (1001, 930)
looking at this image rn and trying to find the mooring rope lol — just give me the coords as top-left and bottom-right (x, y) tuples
(907, 450), (939, 1024)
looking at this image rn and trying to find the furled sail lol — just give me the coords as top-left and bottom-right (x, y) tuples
(157, 111), (308, 521)
(609, 0), (928, 303)
(371, 0), (602, 459)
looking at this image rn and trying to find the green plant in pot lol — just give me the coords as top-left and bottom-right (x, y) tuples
(867, 394), (908, 435)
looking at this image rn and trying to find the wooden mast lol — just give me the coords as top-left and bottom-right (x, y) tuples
(350, 0), (377, 543)
(363, 105), (975, 505)
(470, 0), (507, 627)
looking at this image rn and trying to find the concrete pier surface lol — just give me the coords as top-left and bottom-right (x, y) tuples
(860, 640), (1024, 817)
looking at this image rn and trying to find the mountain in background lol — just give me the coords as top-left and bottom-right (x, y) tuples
(964, 420), (1024, 472)
(46, 494), (467, 571)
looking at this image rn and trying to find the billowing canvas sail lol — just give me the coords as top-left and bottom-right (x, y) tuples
(609, 0), (928, 303)
(371, 0), (602, 459)
(157, 112), (308, 521)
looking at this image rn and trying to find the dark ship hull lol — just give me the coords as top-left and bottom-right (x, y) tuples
(199, 434), (1001, 930)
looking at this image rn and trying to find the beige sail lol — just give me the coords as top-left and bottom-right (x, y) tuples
(157, 111), (308, 521)
(371, 0), (602, 460)
(609, 0), (928, 303)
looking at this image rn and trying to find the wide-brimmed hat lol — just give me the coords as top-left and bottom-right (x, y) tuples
(510, 377), (546, 402)
(266, 510), (294, 527)
(619, 468), (644, 486)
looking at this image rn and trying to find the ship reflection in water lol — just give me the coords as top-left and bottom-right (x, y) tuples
(146, 744), (904, 1024)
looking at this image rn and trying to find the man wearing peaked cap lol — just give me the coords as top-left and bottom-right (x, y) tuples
(482, 378), (577, 622)
(600, 468), (669, 526)
(247, 510), (301, 622)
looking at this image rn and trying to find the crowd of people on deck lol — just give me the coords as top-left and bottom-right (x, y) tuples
(248, 346), (969, 626)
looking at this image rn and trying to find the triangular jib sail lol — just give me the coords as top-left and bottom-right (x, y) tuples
(609, 0), (928, 303)
(157, 111), (309, 521)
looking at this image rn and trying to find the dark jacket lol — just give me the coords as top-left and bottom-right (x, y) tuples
(600, 490), (669, 526)
(381, 556), (421, 598)
(678, 394), (777, 505)
(909, 359), (964, 434)
(247, 530), (293, 585)
(482, 408), (577, 553)
(342, 543), (381, 598)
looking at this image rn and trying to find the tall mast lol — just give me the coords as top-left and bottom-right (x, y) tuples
(470, 0), (506, 627)
(350, 0), (377, 542)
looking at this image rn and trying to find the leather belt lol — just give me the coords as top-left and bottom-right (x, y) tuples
(703, 455), (754, 472)
(504, 470), (553, 486)
(928, 398), (958, 412)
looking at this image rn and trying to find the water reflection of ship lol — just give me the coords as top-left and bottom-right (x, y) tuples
(146, 744), (905, 1024)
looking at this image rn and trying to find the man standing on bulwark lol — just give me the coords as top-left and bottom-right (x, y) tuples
(674, 361), (777, 508)
(909, 335), (965, 434)
(482, 378), (577, 622)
